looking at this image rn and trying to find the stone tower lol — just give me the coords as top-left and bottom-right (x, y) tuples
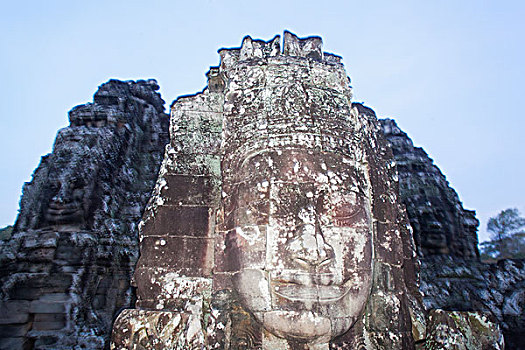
(111, 32), (423, 349)
(0, 80), (169, 349)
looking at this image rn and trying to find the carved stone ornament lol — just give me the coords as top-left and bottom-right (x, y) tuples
(111, 32), (424, 349)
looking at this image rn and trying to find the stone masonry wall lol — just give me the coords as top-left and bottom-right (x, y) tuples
(1, 65), (522, 348)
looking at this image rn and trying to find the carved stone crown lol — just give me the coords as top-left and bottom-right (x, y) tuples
(218, 31), (368, 166)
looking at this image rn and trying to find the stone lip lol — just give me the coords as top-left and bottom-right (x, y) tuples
(271, 282), (348, 302)
(270, 271), (338, 286)
(261, 310), (333, 344)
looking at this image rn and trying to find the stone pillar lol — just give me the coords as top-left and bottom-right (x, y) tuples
(112, 73), (224, 349)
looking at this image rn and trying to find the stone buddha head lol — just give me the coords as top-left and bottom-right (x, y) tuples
(108, 33), (422, 350)
(41, 108), (120, 229)
(215, 33), (422, 349)
(217, 33), (402, 348)
(42, 127), (101, 228)
(226, 148), (373, 345)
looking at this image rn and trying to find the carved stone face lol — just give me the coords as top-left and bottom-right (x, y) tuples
(45, 177), (87, 224)
(228, 149), (373, 344)
(43, 128), (102, 227)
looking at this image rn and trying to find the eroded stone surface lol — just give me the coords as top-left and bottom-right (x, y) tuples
(379, 117), (479, 259)
(111, 32), (422, 349)
(379, 117), (524, 349)
(421, 257), (525, 350)
(3, 33), (518, 349)
(424, 309), (504, 350)
(0, 79), (169, 349)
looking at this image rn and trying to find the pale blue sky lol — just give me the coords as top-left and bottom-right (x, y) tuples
(1, 0), (524, 242)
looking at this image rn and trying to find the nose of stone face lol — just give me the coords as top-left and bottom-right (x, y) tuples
(291, 223), (335, 269)
(52, 187), (67, 204)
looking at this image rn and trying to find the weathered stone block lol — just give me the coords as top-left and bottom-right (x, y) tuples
(32, 320), (66, 331)
(22, 232), (59, 249)
(0, 301), (30, 324)
(38, 293), (70, 302)
(159, 175), (216, 206)
(425, 309), (504, 349)
(138, 236), (213, 276)
(141, 205), (212, 238)
(33, 313), (65, 323)
(111, 309), (202, 350)
(54, 244), (84, 264)
(11, 286), (68, 300)
(134, 267), (211, 306)
(171, 130), (222, 155)
(0, 336), (32, 350)
(29, 301), (66, 314)
(0, 323), (31, 338)
(25, 248), (56, 262)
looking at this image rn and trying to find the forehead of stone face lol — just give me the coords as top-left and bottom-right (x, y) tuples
(235, 149), (367, 190)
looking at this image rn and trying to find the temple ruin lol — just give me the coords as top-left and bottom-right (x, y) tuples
(1, 32), (521, 349)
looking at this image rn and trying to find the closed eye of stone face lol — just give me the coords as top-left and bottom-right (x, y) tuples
(315, 187), (369, 228)
(331, 194), (368, 227)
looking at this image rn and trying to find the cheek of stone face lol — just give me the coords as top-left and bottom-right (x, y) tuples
(330, 226), (373, 285)
(232, 224), (267, 269)
(265, 221), (296, 273)
(230, 183), (270, 270)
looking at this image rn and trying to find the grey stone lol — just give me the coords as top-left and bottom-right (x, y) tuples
(0, 301), (30, 324)
(112, 32), (422, 350)
(424, 309), (504, 350)
(29, 301), (66, 314)
(0, 79), (169, 349)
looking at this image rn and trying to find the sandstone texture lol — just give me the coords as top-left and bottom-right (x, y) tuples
(2, 33), (523, 349)
(380, 117), (525, 349)
(111, 32), (423, 349)
(0, 79), (169, 349)
(420, 257), (525, 349)
(379, 118), (479, 259)
(424, 309), (504, 350)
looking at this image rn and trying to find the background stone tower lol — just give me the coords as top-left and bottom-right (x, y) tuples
(0, 80), (169, 349)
